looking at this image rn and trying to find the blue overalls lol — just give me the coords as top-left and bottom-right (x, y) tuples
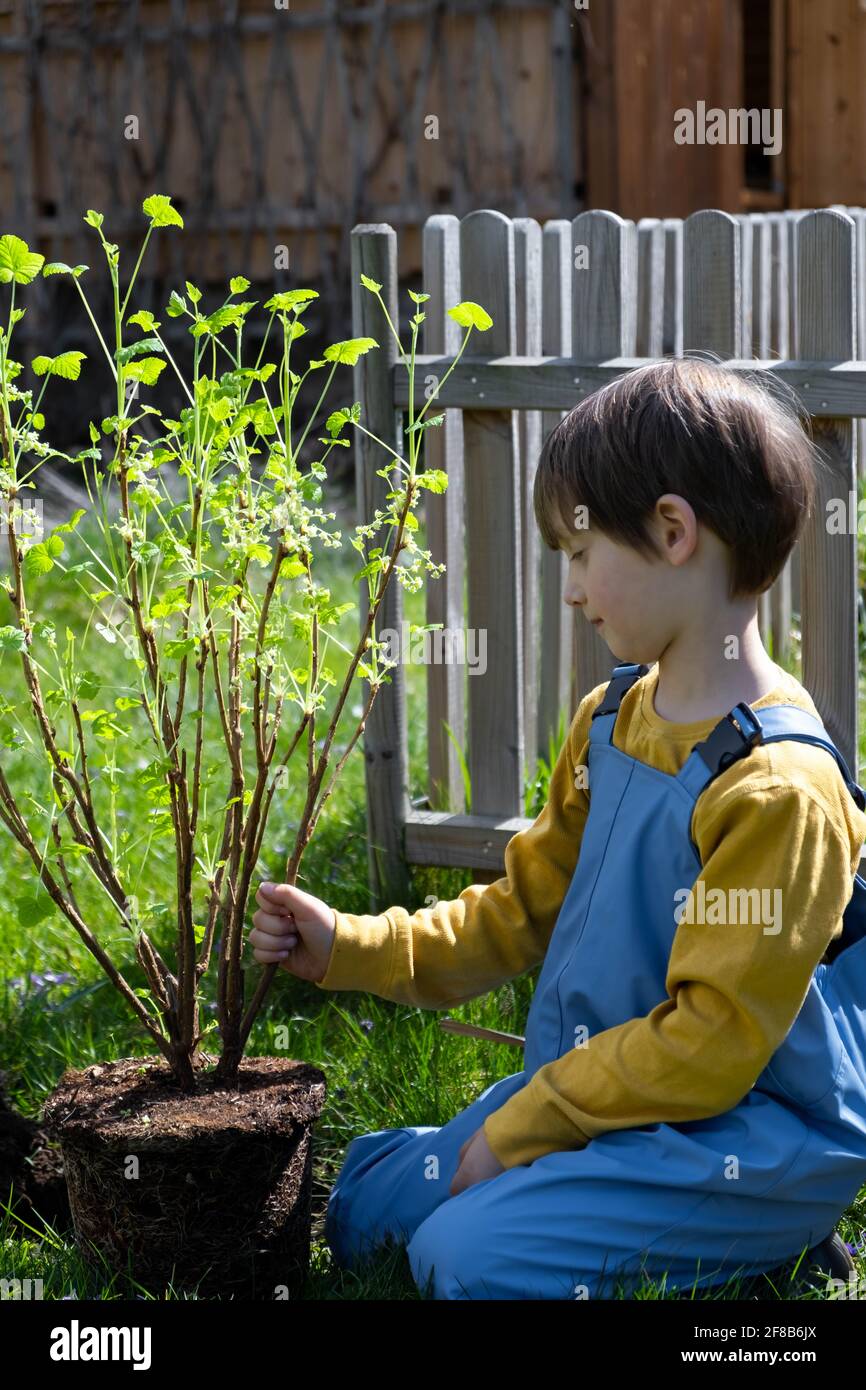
(325, 663), (866, 1298)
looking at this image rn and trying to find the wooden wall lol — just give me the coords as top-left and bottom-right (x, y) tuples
(0, 0), (581, 302)
(787, 0), (866, 209)
(581, 0), (745, 219)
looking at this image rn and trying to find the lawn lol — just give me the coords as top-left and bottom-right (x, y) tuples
(1, 483), (864, 1301)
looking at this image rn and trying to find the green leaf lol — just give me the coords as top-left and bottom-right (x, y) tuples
(150, 585), (188, 620)
(230, 276), (251, 294)
(31, 351), (87, 381)
(233, 363), (277, 384)
(164, 637), (197, 661)
(325, 402), (361, 437)
(279, 557), (307, 580)
(16, 894), (54, 928)
(127, 310), (159, 332)
(116, 337), (163, 365)
(192, 302), (256, 337)
(83, 210), (104, 229)
(53, 508), (87, 535)
(405, 414), (445, 435)
(408, 290), (430, 304)
(24, 536), (64, 577)
(31, 619), (55, 642)
(0, 235), (45, 285)
(114, 696), (142, 712)
(415, 468), (449, 494)
(323, 337), (378, 367)
(124, 357), (166, 386)
(263, 289), (319, 313)
(42, 261), (88, 279)
(447, 301), (493, 331)
(360, 274), (382, 294)
(0, 626), (26, 653)
(143, 194), (184, 229)
(166, 290), (187, 318)
(75, 671), (101, 700)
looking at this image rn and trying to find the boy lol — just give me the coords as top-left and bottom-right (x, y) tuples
(249, 357), (866, 1299)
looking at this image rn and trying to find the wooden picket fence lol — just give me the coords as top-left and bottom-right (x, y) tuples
(351, 206), (866, 909)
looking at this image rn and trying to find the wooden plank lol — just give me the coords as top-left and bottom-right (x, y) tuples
(683, 209), (741, 357)
(404, 806), (866, 878)
(549, 0), (579, 214)
(768, 211), (789, 358)
(538, 219), (574, 762)
(395, 357), (866, 418)
(750, 214), (784, 651)
(738, 214), (753, 358)
(636, 217), (665, 358)
(351, 225), (411, 913)
(422, 214), (467, 816)
(848, 207), (866, 481)
(460, 211), (524, 832)
(783, 212), (806, 625)
(796, 210), (859, 778)
(751, 213), (772, 359)
(662, 218), (684, 357)
(787, 210), (806, 366)
(405, 808), (534, 872)
(571, 210), (637, 706)
(514, 218), (543, 786)
(763, 209), (794, 663)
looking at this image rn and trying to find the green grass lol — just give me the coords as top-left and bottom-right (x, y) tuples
(1, 493), (865, 1300)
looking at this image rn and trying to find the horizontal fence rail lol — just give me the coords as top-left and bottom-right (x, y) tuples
(393, 357), (866, 416)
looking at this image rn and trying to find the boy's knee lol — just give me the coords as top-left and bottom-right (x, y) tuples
(406, 1199), (488, 1299)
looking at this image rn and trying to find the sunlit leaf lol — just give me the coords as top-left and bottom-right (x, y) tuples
(0, 235), (44, 285)
(323, 337), (378, 367)
(143, 194), (184, 229)
(31, 351), (87, 381)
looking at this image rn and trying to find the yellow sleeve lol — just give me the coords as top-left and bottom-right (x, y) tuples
(312, 685), (604, 1009)
(483, 778), (860, 1168)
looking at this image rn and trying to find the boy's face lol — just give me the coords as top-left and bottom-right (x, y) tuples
(554, 496), (703, 664)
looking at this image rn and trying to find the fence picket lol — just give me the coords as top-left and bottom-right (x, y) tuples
(351, 224), (411, 911)
(797, 210), (859, 776)
(423, 214), (467, 815)
(539, 219), (574, 762)
(571, 210), (637, 709)
(460, 211), (525, 849)
(514, 217), (543, 781)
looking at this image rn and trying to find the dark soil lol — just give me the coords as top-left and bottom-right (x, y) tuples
(41, 1053), (327, 1298)
(0, 1072), (71, 1232)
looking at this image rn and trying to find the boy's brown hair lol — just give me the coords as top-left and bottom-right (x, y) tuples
(533, 355), (821, 599)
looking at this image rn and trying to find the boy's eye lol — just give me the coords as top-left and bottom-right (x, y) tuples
(570, 549), (584, 561)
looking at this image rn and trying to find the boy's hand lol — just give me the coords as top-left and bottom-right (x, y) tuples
(248, 881), (336, 984)
(449, 1124), (506, 1196)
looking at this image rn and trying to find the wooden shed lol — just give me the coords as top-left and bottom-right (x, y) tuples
(0, 0), (863, 453)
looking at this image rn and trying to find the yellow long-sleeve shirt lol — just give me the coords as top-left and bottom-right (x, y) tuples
(314, 663), (866, 1168)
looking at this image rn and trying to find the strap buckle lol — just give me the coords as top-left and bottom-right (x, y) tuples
(692, 702), (764, 776)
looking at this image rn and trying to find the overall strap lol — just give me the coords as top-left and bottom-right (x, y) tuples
(589, 662), (651, 746)
(677, 702), (866, 863)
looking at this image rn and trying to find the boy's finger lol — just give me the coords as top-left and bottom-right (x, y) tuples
(255, 888), (295, 915)
(249, 928), (298, 955)
(250, 912), (297, 939)
(252, 945), (296, 963)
